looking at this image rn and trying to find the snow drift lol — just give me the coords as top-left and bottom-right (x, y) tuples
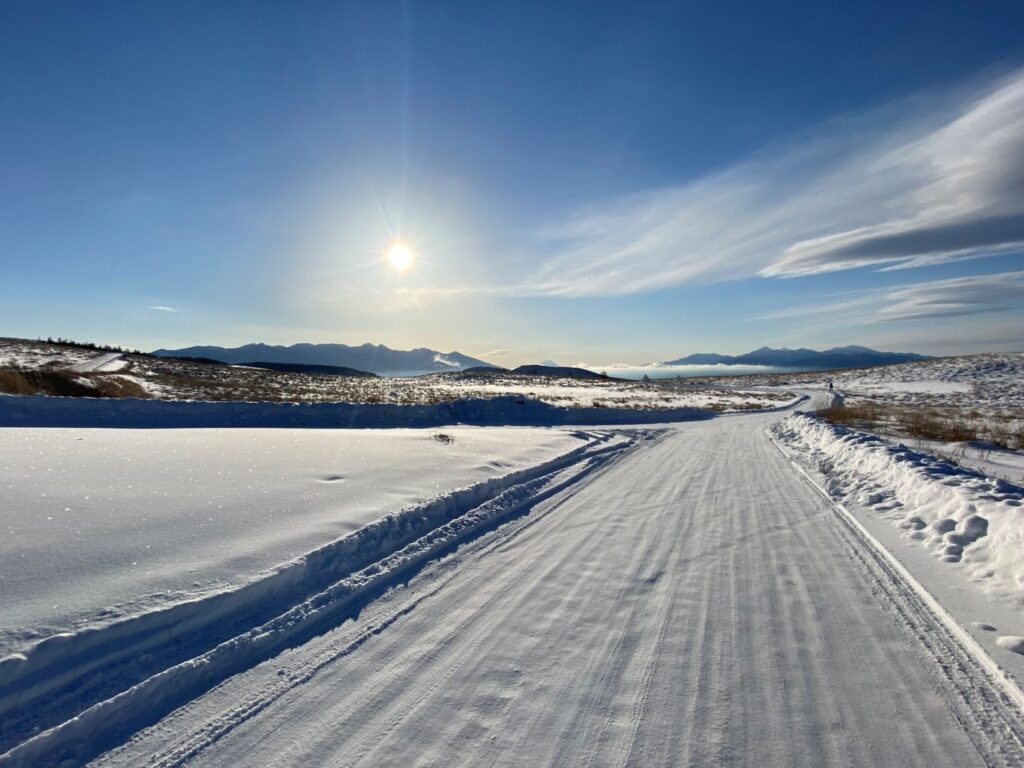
(771, 413), (1024, 598)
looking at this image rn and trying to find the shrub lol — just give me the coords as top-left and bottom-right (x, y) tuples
(0, 368), (97, 397)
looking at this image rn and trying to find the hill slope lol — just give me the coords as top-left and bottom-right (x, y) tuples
(153, 342), (498, 376)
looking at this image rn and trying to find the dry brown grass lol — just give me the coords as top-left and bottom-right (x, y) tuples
(0, 368), (97, 397)
(0, 369), (35, 395)
(897, 408), (976, 443)
(85, 375), (150, 399)
(0, 368), (150, 399)
(817, 401), (1021, 448)
(990, 418), (1024, 452)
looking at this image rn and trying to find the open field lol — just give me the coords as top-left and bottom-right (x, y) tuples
(678, 352), (1024, 451)
(0, 338), (796, 413)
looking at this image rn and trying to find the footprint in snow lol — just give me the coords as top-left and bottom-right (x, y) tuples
(997, 636), (1024, 655)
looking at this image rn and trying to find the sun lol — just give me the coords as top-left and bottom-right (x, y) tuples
(386, 242), (415, 272)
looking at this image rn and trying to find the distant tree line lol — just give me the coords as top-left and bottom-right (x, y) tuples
(39, 337), (142, 355)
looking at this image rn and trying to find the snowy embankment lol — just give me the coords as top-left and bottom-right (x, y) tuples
(0, 426), (638, 763)
(770, 414), (1024, 599)
(68, 352), (127, 373)
(0, 393), (711, 428)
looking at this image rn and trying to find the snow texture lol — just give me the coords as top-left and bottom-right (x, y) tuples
(0, 426), (612, 657)
(771, 413), (1024, 600)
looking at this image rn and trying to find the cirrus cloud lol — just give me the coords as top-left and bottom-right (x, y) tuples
(522, 68), (1024, 296)
(877, 270), (1024, 321)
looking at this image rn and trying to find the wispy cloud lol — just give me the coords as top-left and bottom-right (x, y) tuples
(754, 293), (882, 322)
(476, 349), (511, 358)
(520, 69), (1024, 296)
(148, 305), (178, 312)
(765, 74), (1024, 277)
(877, 270), (1024, 321)
(756, 270), (1024, 325)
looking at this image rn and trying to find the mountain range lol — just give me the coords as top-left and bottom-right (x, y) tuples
(152, 342), (930, 378)
(152, 343), (498, 376)
(664, 345), (930, 370)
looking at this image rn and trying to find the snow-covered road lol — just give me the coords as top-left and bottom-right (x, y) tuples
(70, 410), (1024, 767)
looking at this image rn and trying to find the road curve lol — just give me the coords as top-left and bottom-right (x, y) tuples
(96, 412), (1022, 767)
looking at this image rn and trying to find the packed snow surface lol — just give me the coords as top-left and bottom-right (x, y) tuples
(0, 425), (594, 654)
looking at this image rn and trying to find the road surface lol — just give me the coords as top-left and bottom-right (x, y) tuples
(37, 409), (1024, 765)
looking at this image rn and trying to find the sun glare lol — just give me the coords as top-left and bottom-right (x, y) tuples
(386, 242), (415, 272)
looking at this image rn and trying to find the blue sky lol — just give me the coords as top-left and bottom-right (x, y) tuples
(2, 1), (1023, 366)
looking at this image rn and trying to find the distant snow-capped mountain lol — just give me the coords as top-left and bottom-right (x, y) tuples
(152, 342), (499, 376)
(664, 345), (930, 370)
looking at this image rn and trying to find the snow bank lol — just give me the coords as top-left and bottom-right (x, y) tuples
(0, 393), (711, 429)
(771, 414), (1024, 598)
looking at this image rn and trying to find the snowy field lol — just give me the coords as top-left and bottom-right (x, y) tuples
(0, 425), (606, 655)
(695, 352), (1024, 452)
(706, 352), (1024, 415)
(0, 338), (797, 413)
(416, 375), (796, 411)
(822, 355), (1024, 430)
(0, 423), (637, 759)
